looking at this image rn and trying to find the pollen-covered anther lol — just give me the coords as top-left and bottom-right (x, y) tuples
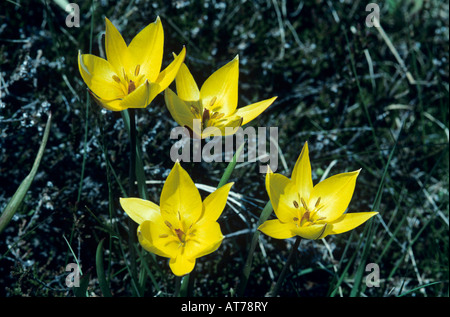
(159, 234), (169, 238)
(112, 75), (121, 83)
(301, 197), (309, 212)
(315, 197), (321, 208)
(190, 105), (201, 117)
(135, 64), (141, 76)
(293, 200), (299, 208)
(208, 96), (217, 108)
(164, 220), (173, 229)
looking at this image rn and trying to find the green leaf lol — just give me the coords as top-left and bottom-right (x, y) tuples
(96, 239), (113, 297)
(0, 113), (52, 234)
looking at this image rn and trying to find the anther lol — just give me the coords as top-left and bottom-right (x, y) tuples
(315, 197), (321, 208)
(164, 220), (172, 229)
(112, 75), (121, 83)
(135, 64), (140, 76)
(293, 200), (299, 208)
(209, 96), (217, 108)
(301, 197), (309, 212)
(159, 234), (169, 238)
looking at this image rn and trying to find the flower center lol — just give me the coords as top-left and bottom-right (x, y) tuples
(292, 196), (326, 227)
(189, 97), (226, 129)
(161, 212), (195, 246)
(111, 65), (144, 97)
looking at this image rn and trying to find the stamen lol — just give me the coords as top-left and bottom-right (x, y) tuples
(315, 197), (321, 208)
(135, 64), (140, 76)
(293, 217), (299, 222)
(209, 96), (217, 108)
(293, 200), (299, 208)
(301, 197), (309, 212)
(112, 75), (121, 83)
(122, 69), (128, 83)
(190, 106), (201, 117)
(164, 220), (172, 229)
(158, 234), (169, 238)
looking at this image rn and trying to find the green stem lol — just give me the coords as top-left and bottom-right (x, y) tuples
(217, 141), (245, 188)
(179, 274), (190, 297)
(128, 108), (137, 197)
(270, 236), (301, 297)
(237, 200), (273, 296)
(127, 108), (138, 293)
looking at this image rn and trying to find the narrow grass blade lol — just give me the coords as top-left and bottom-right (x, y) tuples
(96, 238), (113, 297)
(0, 113), (52, 234)
(350, 129), (399, 297)
(397, 281), (443, 297)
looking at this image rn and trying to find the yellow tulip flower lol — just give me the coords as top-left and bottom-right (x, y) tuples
(258, 142), (378, 240)
(164, 55), (277, 138)
(78, 17), (186, 111)
(120, 161), (233, 276)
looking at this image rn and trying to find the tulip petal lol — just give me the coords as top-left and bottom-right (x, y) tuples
(291, 223), (332, 240)
(104, 18), (129, 74)
(329, 212), (378, 235)
(138, 220), (179, 259)
(258, 219), (295, 239)
(200, 55), (239, 115)
(310, 170), (360, 222)
(128, 16), (164, 83)
(200, 182), (233, 223)
(176, 63), (200, 101)
(160, 161), (203, 228)
(78, 52), (124, 100)
(202, 114), (243, 138)
(169, 249), (196, 276)
(234, 96), (277, 125)
(185, 221), (223, 259)
(155, 46), (186, 93)
(119, 197), (160, 225)
(291, 141), (313, 201)
(120, 80), (160, 109)
(164, 88), (197, 130)
(265, 171), (298, 223)
(87, 90), (125, 111)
